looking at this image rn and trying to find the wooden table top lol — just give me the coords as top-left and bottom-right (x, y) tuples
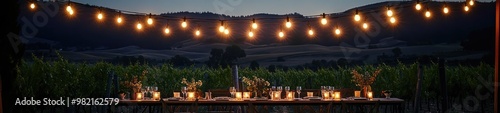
(118, 98), (404, 106)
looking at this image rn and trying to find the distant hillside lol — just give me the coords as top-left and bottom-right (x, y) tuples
(19, 1), (496, 50)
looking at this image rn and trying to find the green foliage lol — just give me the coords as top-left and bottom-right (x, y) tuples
(15, 55), (494, 105)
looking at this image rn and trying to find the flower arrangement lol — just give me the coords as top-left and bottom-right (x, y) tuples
(242, 76), (270, 97)
(123, 70), (148, 93)
(351, 69), (381, 97)
(181, 78), (203, 92)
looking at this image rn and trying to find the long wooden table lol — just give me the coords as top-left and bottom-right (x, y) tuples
(116, 98), (405, 113)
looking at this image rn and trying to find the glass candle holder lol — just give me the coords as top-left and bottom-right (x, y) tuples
(354, 91), (361, 98)
(187, 92), (196, 101)
(334, 92), (341, 100)
(243, 92), (251, 99)
(367, 91), (373, 100)
(235, 92), (243, 101)
(307, 92), (314, 97)
(322, 92), (330, 100)
(286, 92), (294, 100)
(136, 92), (144, 100)
(173, 92), (181, 98)
(273, 91), (281, 100)
(152, 92), (161, 100)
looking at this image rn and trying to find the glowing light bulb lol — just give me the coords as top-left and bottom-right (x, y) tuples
(335, 28), (341, 35)
(354, 14), (361, 22)
(181, 21), (187, 28)
(164, 28), (170, 34)
(387, 9), (393, 17)
(308, 29), (314, 36)
(97, 13), (103, 20)
(285, 21), (292, 28)
(321, 18), (327, 25)
(279, 31), (284, 38)
(464, 5), (470, 12)
(195, 30), (200, 36)
(30, 3), (35, 9)
(147, 18), (153, 25)
(469, 0), (474, 6)
(219, 26), (225, 32)
(415, 3), (422, 10)
(362, 23), (369, 29)
(252, 23), (258, 29)
(66, 5), (73, 15)
(224, 29), (229, 35)
(390, 17), (396, 24)
(425, 10), (431, 18)
(116, 17), (122, 23)
(248, 31), (254, 38)
(443, 7), (449, 14)
(136, 23), (142, 30)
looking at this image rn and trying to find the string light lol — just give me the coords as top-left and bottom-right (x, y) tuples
(219, 20), (225, 32)
(116, 12), (123, 24)
(147, 13), (153, 25)
(415, 1), (422, 11)
(164, 27), (170, 34)
(278, 29), (285, 38)
(425, 8), (431, 18)
(464, 4), (470, 12)
(321, 13), (328, 25)
(362, 22), (369, 30)
(136, 23), (142, 30)
(354, 9), (361, 22)
(334, 27), (341, 36)
(443, 5), (449, 14)
(224, 29), (229, 35)
(285, 16), (292, 28)
(386, 6), (393, 17)
(307, 22), (314, 36)
(248, 31), (254, 38)
(390, 17), (397, 24)
(97, 9), (103, 20)
(66, 2), (74, 15)
(468, 0), (474, 6)
(181, 17), (187, 28)
(251, 18), (258, 29)
(30, 2), (36, 9)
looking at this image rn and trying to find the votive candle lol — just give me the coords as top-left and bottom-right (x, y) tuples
(153, 92), (161, 100)
(173, 92), (180, 98)
(235, 92), (242, 100)
(367, 91), (373, 99)
(243, 92), (251, 99)
(354, 91), (361, 98)
(307, 92), (314, 97)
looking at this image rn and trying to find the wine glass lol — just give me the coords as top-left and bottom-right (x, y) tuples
(153, 86), (158, 92)
(181, 86), (187, 100)
(328, 86), (334, 98)
(271, 86), (276, 92)
(229, 87), (236, 98)
(285, 86), (290, 93)
(277, 86), (282, 92)
(296, 86), (302, 98)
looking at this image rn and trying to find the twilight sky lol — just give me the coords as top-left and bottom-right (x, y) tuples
(72, 0), (494, 16)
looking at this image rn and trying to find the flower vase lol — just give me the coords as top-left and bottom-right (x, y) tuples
(254, 90), (263, 98)
(362, 85), (372, 98)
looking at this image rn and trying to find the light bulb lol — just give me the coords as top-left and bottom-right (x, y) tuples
(181, 21), (187, 28)
(252, 23), (258, 29)
(248, 31), (254, 38)
(116, 17), (122, 23)
(30, 3), (35, 9)
(224, 29), (229, 35)
(66, 6), (73, 15)
(390, 17), (396, 24)
(321, 18), (327, 25)
(425, 11), (431, 18)
(469, 0), (474, 6)
(219, 26), (225, 32)
(285, 21), (292, 28)
(97, 13), (103, 20)
(443, 7), (449, 14)
(147, 18), (153, 25)
(195, 30), (200, 36)
(415, 3), (422, 10)
(164, 28), (170, 34)
(354, 14), (361, 22)
(387, 9), (393, 17)
(335, 28), (341, 35)
(362, 23), (369, 29)
(464, 6), (470, 12)
(308, 29), (314, 36)
(279, 31), (284, 38)
(136, 23), (142, 30)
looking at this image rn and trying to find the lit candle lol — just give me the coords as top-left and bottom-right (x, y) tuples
(173, 92), (180, 98)
(354, 91), (361, 98)
(286, 92), (294, 100)
(153, 92), (161, 100)
(273, 91), (281, 100)
(367, 91), (373, 99)
(235, 92), (242, 100)
(243, 92), (251, 99)
(322, 92), (330, 99)
(307, 92), (314, 97)
(334, 92), (341, 100)
(187, 92), (195, 101)
(136, 92), (143, 100)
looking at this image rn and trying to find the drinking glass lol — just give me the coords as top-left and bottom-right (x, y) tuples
(277, 86), (282, 92)
(271, 86), (276, 92)
(153, 86), (158, 92)
(229, 87), (236, 98)
(285, 86), (290, 92)
(181, 86), (187, 100)
(296, 86), (302, 98)
(328, 86), (334, 97)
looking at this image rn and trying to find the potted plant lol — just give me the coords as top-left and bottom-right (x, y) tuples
(242, 76), (270, 98)
(382, 90), (392, 99)
(181, 78), (203, 98)
(122, 70), (148, 100)
(351, 69), (382, 98)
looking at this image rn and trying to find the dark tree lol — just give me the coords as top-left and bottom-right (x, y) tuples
(250, 60), (260, 70)
(167, 55), (193, 67)
(222, 45), (246, 65)
(206, 48), (224, 67)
